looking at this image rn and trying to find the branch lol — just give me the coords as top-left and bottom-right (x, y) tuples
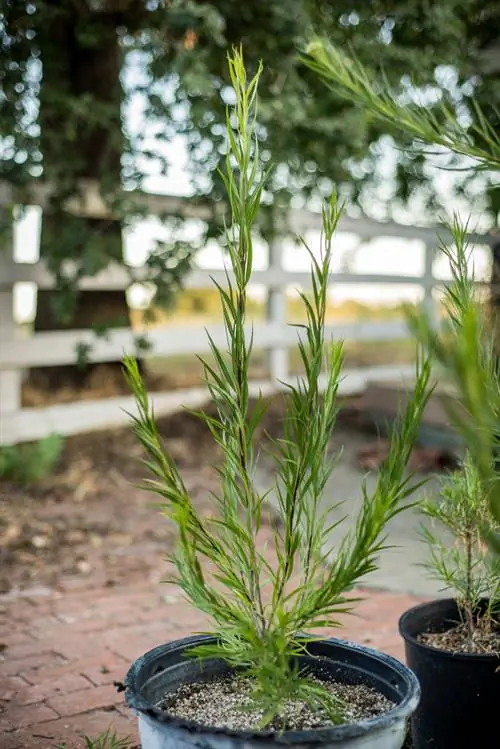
(302, 39), (500, 173)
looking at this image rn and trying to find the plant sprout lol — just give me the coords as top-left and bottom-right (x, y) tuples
(124, 48), (431, 728)
(57, 728), (134, 749)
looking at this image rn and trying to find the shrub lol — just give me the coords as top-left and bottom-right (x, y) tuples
(0, 434), (63, 486)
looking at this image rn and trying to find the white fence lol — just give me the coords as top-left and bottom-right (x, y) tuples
(0, 185), (494, 445)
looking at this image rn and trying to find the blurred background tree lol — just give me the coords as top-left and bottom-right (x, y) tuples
(1, 0), (498, 385)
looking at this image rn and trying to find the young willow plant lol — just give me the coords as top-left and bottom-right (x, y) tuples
(124, 48), (432, 729)
(421, 453), (500, 649)
(302, 38), (500, 554)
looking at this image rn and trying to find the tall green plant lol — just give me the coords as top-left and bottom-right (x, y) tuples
(303, 38), (500, 554)
(405, 223), (500, 556)
(124, 48), (431, 728)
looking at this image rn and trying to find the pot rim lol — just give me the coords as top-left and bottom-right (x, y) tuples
(398, 597), (500, 661)
(124, 634), (420, 745)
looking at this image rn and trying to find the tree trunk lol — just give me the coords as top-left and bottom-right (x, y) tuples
(31, 5), (132, 394)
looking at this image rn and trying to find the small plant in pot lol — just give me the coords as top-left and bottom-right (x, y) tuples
(400, 230), (500, 749)
(122, 49), (432, 749)
(398, 459), (500, 748)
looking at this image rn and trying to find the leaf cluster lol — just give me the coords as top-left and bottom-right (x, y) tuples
(302, 39), (500, 174)
(303, 38), (500, 555)
(124, 48), (432, 728)
(57, 727), (134, 749)
(0, 433), (63, 486)
(420, 452), (500, 643)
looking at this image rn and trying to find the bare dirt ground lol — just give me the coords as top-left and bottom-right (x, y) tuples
(1, 393), (452, 598)
(0, 396), (369, 594)
(0, 405), (224, 595)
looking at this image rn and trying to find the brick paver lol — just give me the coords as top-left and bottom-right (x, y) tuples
(0, 571), (425, 748)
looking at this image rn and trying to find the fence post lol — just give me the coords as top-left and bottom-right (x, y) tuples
(422, 241), (439, 329)
(0, 293), (22, 432)
(0, 228), (22, 443)
(267, 240), (289, 383)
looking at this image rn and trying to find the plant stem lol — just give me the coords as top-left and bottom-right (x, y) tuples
(273, 464), (304, 613)
(464, 527), (475, 649)
(235, 282), (266, 633)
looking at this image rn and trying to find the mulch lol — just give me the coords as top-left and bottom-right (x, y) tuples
(0, 403), (222, 594)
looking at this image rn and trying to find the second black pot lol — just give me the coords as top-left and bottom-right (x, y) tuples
(399, 598), (500, 749)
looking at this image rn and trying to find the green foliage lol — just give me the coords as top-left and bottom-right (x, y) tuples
(0, 434), (63, 486)
(123, 49), (432, 729)
(406, 223), (500, 554)
(301, 17), (500, 215)
(2, 1), (499, 336)
(57, 727), (134, 749)
(303, 37), (500, 554)
(420, 453), (500, 647)
(303, 39), (500, 173)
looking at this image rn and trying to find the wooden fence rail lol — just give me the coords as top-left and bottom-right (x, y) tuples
(0, 184), (494, 445)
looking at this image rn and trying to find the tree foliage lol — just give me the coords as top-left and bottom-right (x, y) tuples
(1, 1), (499, 325)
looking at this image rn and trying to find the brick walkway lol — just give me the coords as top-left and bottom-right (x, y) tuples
(0, 576), (424, 749)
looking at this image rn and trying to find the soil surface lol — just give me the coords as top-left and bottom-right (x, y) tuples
(420, 618), (500, 655)
(0, 402), (225, 594)
(0, 393), (455, 597)
(162, 673), (394, 732)
(0, 396), (361, 595)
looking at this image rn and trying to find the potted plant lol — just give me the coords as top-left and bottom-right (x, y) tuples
(302, 40), (500, 749)
(399, 457), (500, 748)
(122, 49), (432, 749)
(400, 233), (500, 749)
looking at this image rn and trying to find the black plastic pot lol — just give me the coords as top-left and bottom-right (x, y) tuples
(399, 598), (500, 749)
(124, 634), (420, 749)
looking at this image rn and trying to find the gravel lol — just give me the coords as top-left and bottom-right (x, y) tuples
(159, 673), (394, 732)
